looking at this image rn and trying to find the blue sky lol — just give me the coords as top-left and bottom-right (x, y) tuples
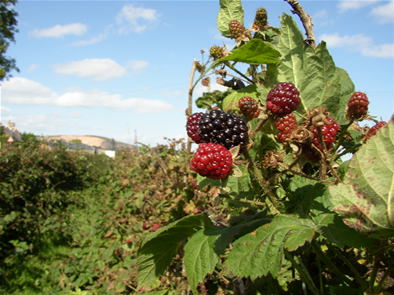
(1, 0), (393, 146)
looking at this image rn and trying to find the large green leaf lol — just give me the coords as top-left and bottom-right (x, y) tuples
(137, 215), (211, 289)
(328, 119), (394, 237)
(224, 215), (315, 280)
(219, 39), (281, 65)
(217, 0), (244, 38)
(184, 225), (241, 293)
(334, 68), (355, 124)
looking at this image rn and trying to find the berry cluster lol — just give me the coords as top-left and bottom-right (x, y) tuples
(275, 113), (297, 142)
(239, 96), (260, 120)
(210, 46), (224, 60)
(190, 143), (232, 179)
(364, 121), (387, 141)
(229, 19), (244, 39)
(347, 92), (369, 120)
(253, 8), (268, 29)
(266, 82), (301, 116)
(186, 112), (204, 144)
(198, 109), (249, 150)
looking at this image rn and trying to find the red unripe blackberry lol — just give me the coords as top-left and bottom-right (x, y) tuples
(311, 117), (339, 151)
(364, 121), (387, 141)
(190, 143), (232, 179)
(187, 112), (204, 144)
(266, 82), (301, 116)
(253, 8), (268, 29)
(229, 19), (244, 39)
(239, 96), (260, 120)
(198, 109), (249, 150)
(347, 92), (369, 120)
(275, 113), (297, 142)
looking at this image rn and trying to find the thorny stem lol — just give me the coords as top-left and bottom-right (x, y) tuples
(220, 193), (266, 207)
(278, 162), (336, 184)
(285, 0), (316, 48)
(243, 149), (281, 212)
(250, 116), (270, 141)
(374, 264), (394, 294)
(328, 244), (368, 291)
(311, 240), (358, 289)
(332, 119), (354, 154)
(370, 255), (381, 293)
(317, 257), (324, 295)
(316, 126), (342, 184)
(225, 62), (254, 85)
(284, 250), (319, 295)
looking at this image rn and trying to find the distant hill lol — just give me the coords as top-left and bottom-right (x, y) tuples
(44, 135), (136, 151)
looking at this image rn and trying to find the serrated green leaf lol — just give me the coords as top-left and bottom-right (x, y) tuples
(184, 225), (242, 293)
(219, 39), (281, 65)
(335, 68), (355, 124)
(217, 0), (244, 38)
(328, 119), (394, 237)
(224, 215), (315, 280)
(137, 215), (211, 289)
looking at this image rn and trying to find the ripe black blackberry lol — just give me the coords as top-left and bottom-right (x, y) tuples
(346, 91), (369, 120)
(275, 113), (297, 142)
(186, 112), (204, 143)
(229, 19), (244, 39)
(253, 8), (268, 29)
(239, 96), (260, 120)
(198, 109), (248, 150)
(266, 82), (301, 116)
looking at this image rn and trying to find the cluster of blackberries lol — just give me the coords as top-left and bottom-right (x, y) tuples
(198, 110), (248, 150)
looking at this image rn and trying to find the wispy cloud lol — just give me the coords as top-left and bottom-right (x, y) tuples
(27, 64), (40, 72)
(2, 77), (174, 113)
(127, 60), (149, 73)
(30, 23), (87, 38)
(371, 1), (394, 23)
(54, 58), (128, 81)
(319, 33), (394, 58)
(337, 0), (380, 13)
(116, 4), (159, 34)
(69, 25), (113, 46)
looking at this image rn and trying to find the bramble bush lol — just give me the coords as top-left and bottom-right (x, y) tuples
(136, 1), (394, 294)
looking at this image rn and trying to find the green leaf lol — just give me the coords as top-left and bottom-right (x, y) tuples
(217, 0), (244, 38)
(334, 68), (355, 124)
(224, 215), (315, 280)
(222, 85), (258, 112)
(328, 119), (394, 237)
(137, 215), (211, 289)
(184, 225), (242, 293)
(219, 39), (281, 65)
(300, 42), (342, 118)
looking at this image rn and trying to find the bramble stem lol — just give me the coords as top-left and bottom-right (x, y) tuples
(284, 250), (319, 295)
(311, 240), (357, 288)
(278, 163), (336, 184)
(328, 244), (368, 291)
(243, 149), (281, 212)
(249, 116), (269, 141)
(334, 143), (362, 161)
(225, 62), (254, 85)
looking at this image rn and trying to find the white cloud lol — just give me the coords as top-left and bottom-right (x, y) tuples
(116, 4), (159, 33)
(66, 112), (82, 118)
(27, 64), (40, 72)
(127, 60), (149, 73)
(30, 23), (87, 38)
(1, 106), (12, 116)
(53, 58), (128, 81)
(70, 32), (108, 46)
(319, 33), (394, 58)
(161, 89), (184, 97)
(371, 1), (394, 23)
(2, 77), (174, 113)
(337, 0), (380, 13)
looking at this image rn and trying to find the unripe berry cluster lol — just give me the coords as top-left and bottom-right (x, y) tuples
(364, 121), (387, 141)
(266, 82), (301, 116)
(346, 92), (369, 120)
(239, 96), (260, 120)
(275, 113), (297, 142)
